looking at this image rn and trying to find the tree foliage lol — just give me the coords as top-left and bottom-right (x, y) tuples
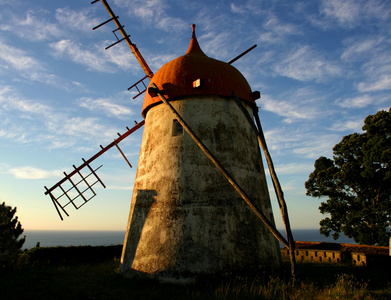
(0, 202), (25, 268)
(305, 108), (391, 246)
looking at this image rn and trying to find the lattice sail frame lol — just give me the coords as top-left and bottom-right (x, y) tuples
(44, 121), (145, 220)
(45, 163), (105, 220)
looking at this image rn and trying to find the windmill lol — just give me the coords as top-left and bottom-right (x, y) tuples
(44, 0), (296, 280)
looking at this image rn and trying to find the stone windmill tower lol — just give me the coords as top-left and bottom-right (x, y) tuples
(119, 25), (283, 279)
(44, 1), (295, 281)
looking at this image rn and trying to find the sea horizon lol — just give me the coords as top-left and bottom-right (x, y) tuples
(21, 228), (357, 250)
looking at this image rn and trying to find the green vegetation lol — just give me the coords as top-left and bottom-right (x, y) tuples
(0, 202), (25, 269)
(305, 108), (391, 246)
(1, 245), (390, 299)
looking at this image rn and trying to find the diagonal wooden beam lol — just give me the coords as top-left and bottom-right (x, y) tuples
(231, 92), (296, 279)
(149, 83), (289, 248)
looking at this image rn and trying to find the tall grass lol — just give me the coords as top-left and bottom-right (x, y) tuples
(1, 246), (390, 300)
(214, 274), (374, 300)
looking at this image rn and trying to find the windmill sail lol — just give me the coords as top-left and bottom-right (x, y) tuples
(44, 121), (145, 220)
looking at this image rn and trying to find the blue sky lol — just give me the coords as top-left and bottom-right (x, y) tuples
(0, 0), (390, 232)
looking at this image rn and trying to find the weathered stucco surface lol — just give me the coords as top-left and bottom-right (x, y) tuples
(120, 96), (282, 279)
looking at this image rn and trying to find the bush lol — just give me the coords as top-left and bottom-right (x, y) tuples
(0, 202), (25, 269)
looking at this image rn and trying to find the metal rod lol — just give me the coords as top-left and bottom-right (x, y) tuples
(149, 83), (289, 248)
(228, 44), (257, 65)
(44, 120), (144, 195)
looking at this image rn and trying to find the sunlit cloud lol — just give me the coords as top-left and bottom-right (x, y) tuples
(8, 166), (63, 179)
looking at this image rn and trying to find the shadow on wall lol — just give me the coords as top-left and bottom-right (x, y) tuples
(121, 189), (157, 268)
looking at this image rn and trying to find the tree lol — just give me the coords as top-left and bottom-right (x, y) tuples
(0, 202), (26, 268)
(305, 108), (391, 246)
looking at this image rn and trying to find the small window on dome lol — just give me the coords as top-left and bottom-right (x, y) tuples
(193, 78), (204, 89)
(172, 119), (183, 136)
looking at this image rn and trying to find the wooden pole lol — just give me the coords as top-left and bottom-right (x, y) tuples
(149, 84), (289, 248)
(230, 92), (296, 279)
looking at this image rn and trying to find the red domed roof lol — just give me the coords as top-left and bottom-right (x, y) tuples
(142, 25), (255, 117)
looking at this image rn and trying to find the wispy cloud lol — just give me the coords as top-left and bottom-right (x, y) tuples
(341, 35), (391, 93)
(292, 133), (341, 159)
(320, 0), (361, 27)
(79, 97), (133, 119)
(0, 85), (51, 114)
(55, 7), (100, 33)
(0, 39), (82, 89)
(273, 162), (315, 175)
(309, 0), (390, 30)
(0, 40), (44, 72)
(49, 39), (138, 73)
(111, 0), (186, 33)
(341, 37), (384, 62)
(319, 0), (390, 28)
(0, 11), (62, 41)
(357, 75), (391, 92)
(273, 45), (341, 82)
(336, 94), (374, 108)
(258, 17), (302, 44)
(328, 119), (363, 132)
(261, 97), (313, 123)
(259, 88), (327, 124)
(0, 85), (124, 149)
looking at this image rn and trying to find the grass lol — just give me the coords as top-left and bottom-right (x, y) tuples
(1, 247), (390, 300)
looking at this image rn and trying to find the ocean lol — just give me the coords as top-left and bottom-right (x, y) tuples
(21, 229), (356, 250)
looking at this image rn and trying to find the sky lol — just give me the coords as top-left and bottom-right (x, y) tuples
(0, 0), (390, 233)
